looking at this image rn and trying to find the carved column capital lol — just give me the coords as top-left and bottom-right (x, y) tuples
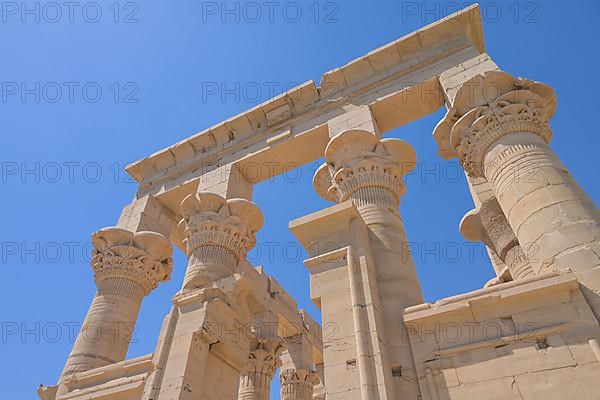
(179, 192), (263, 289)
(247, 342), (284, 378)
(238, 340), (284, 400)
(180, 192), (263, 260)
(91, 227), (173, 297)
(313, 129), (416, 209)
(434, 71), (556, 177)
(59, 227), (172, 383)
(280, 368), (320, 400)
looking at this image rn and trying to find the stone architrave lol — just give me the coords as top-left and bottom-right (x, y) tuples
(280, 368), (320, 400)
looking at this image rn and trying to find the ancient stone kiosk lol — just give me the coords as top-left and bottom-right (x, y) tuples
(39, 5), (600, 400)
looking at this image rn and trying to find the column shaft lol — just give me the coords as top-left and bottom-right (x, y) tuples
(58, 228), (172, 394)
(314, 129), (424, 399)
(465, 175), (512, 278)
(461, 196), (534, 282)
(435, 71), (600, 275)
(355, 201), (422, 397)
(238, 357), (277, 400)
(483, 133), (600, 273)
(61, 278), (144, 376)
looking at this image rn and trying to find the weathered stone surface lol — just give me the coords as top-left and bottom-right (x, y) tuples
(435, 71), (600, 276)
(179, 192), (263, 290)
(40, 5), (600, 400)
(55, 228), (173, 397)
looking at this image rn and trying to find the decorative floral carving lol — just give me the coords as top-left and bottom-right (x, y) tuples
(280, 368), (320, 400)
(91, 227), (173, 296)
(180, 192), (263, 260)
(433, 71), (556, 177)
(179, 192), (263, 289)
(247, 346), (283, 380)
(238, 340), (284, 399)
(313, 129), (416, 209)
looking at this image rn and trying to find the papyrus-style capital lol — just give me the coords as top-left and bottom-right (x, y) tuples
(181, 192), (263, 260)
(238, 340), (284, 400)
(91, 227), (173, 297)
(280, 369), (320, 400)
(433, 71), (556, 177)
(313, 129), (416, 209)
(58, 228), (173, 384)
(179, 192), (263, 289)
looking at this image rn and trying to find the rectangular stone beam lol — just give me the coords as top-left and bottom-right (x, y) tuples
(238, 262), (324, 363)
(117, 194), (184, 252)
(125, 4), (486, 201)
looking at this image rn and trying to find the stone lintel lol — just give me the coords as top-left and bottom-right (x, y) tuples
(370, 76), (443, 133)
(240, 268), (324, 364)
(61, 378), (145, 400)
(126, 5), (485, 199)
(177, 290), (251, 368)
(178, 265), (324, 363)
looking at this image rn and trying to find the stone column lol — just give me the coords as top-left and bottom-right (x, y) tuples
(180, 192), (263, 290)
(59, 228), (172, 381)
(238, 340), (283, 400)
(152, 192), (263, 400)
(238, 311), (283, 400)
(280, 368), (320, 400)
(434, 71), (600, 274)
(314, 129), (423, 398)
(461, 197), (534, 281)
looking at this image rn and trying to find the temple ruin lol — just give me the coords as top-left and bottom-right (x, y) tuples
(38, 5), (600, 400)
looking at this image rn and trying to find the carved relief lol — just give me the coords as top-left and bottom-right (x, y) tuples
(179, 192), (263, 289)
(238, 340), (284, 400)
(434, 71), (556, 177)
(91, 227), (173, 298)
(280, 368), (320, 400)
(313, 129), (416, 210)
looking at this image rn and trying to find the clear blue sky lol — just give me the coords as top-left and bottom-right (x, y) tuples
(1, 1), (599, 398)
